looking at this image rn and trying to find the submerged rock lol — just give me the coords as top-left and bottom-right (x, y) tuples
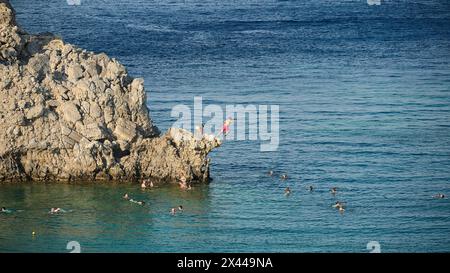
(0, 0), (220, 183)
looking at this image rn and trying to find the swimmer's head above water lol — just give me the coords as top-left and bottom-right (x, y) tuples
(50, 208), (61, 213)
(434, 194), (445, 199)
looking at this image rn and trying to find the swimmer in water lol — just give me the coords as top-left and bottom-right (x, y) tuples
(332, 201), (346, 209)
(284, 187), (292, 195)
(309, 185), (314, 192)
(433, 194), (446, 199)
(280, 174), (288, 180)
(178, 205), (183, 212)
(268, 170), (274, 176)
(123, 193), (130, 200)
(217, 117), (234, 138)
(331, 187), (337, 195)
(179, 176), (191, 190)
(339, 207), (345, 214)
(179, 182), (188, 189)
(1, 207), (12, 213)
(49, 208), (63, 214)
(142, 179), (154, 189)
(170, 208), (176, 215)
(129, 198), (145, 206)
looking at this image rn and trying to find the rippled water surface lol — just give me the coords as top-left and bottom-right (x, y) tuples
(1, 0), (450, 252)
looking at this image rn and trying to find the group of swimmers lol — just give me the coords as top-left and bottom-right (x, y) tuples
(141, 180), (154, 189)
(1, 206), (66, 214)
(271, 170), (444, 214)
(271, 170), (347, 212)
(270, 169), (449, 214)
(142, 176), (193, 191)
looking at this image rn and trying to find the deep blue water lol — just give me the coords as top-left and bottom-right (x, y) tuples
(1, 0), (450, 252)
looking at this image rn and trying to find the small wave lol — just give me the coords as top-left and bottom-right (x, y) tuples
(125, 23), (179, 33)
(236, 29), (280, 35)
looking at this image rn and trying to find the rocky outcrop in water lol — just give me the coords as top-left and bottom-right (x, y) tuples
(0, 0), (220, 183)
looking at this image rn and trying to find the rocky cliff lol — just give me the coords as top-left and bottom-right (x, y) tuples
(0, 0), (220, 183)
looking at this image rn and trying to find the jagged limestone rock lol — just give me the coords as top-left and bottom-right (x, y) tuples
(0, 0), (220, 184)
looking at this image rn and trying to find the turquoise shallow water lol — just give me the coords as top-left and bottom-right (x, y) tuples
(1, 0), (450, 252)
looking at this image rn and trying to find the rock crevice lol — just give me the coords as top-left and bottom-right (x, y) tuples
(0, 0), (220, 183)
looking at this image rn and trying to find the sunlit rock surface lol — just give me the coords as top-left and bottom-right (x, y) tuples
(0, 0), (220, 183)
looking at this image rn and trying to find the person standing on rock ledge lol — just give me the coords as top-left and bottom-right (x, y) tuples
(195, 123), (205, 136)
(331, 187), (338, 195)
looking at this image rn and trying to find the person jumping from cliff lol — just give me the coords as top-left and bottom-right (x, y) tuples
(217, 117), (234, 138)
